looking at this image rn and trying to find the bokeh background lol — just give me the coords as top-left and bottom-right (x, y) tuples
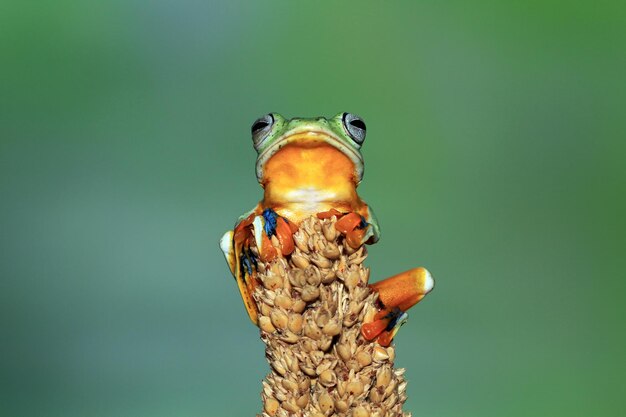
(1, 1), (625, 416)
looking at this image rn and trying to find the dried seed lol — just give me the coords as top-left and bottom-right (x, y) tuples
(309, 351), (323, 365)
(354, 287), (370, 303)
(292, 299), (306, 313)
(288, 313), (303, 333)
(298, 377), (310, 391)
(322, 245), (340, 260)
(322, 222), (337, 241)
(281, 399), (299, 413)
(347, 301), (364, 316)
(270, 260), (286, 276)
(356, 351), (372, 367)
(336, 343), (351, 362)
(336, 380), (346, 397)
(346, 359), (361, 371)
(369, 385), (384, 403)
(319, 369), (337, 387)
(311, 234), (322, 252)
(302, 339), (317, 352)
(259, 316), (276, 333)
(291, 254), (310, 269)
(317, 336), (332, 352)
(288, 269), (306, 287)
(279, 331), (298, 344)
(346, 380), (364, 396)
(343, 311), (359, 328)
(353, 406), (370, 417)
(304, 323), (322, 340)
(375, 366), (392, 388)
(301, 286), (320, 302)
(345, 268), (360, 289)
(301, 365), (316, 377)
(263, 274), (283, 290)
(363, 305), (378, 323)
(349, 248), (368, 265)
(274, 294), (293, 310)
(335, 398), (349, 413)
(373, 345), (390, 362)
(286, 353), (299, 373)
(264, 397), (279, 416)
(315, 308), (331, 327)
(293, 231), (310, 253)
(383, 378), (397, 397)
(383, 392), (398, 408)
(260, 302), (272, 317)
(398, 381), (408, 395)
(322, 320), (341, 336)
(318, 392), (334, 414)
(270, 310), (288, 330)
(321, 268), (336, 284)
(296, 392), (309, 408)
(271, 360), (286, 376)
(310, 253), (332, 269)
(304, 266), (321, 286)
(275, 387), (288, 402)
(282, 379), (298, 392)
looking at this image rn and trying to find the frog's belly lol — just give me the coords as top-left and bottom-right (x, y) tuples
(260, 142), (363, 221)
(286, 187), (340, 207)
(263, 186), (360, 222)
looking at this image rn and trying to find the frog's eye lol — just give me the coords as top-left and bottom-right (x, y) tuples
(251, 113), (274, 150)
(342, 113), (366, 146)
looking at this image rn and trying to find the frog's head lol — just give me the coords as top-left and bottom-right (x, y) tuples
(250, 113), (368, 214)
(252, 112), (366, 183)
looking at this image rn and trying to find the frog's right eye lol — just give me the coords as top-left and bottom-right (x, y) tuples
(251, 114), (274, 150)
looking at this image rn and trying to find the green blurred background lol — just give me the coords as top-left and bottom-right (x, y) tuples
(1, 1), (625, 416)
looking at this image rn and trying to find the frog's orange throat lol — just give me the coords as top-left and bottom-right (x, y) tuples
(259, 137), (365, 221)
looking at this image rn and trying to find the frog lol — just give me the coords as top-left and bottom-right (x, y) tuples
(220, 113), (433, 345)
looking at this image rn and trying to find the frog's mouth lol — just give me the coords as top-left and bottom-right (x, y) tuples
(256, 130), (363, 184)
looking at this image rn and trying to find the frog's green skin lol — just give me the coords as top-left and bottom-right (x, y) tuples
(220, 112), (381, 324)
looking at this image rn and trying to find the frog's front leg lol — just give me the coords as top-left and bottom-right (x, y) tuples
(219, 206), (298, 325)
(361, 267), (434, 346)
(317, 204), (381, 248)
(220, 215), (258, 324)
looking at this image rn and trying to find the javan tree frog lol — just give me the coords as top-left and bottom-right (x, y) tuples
(220, 113), (433, 345)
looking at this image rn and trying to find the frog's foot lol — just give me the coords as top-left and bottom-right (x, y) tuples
(316, 209), (376, 248)
(362, 308), (409, 347)
(232, 208), (298, 264)
(255, 208), (298, 260)
(361, 267), (434, 345)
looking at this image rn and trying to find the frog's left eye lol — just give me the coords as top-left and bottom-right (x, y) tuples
(342, 113), (366, 146)
(251, 113), (274, 150)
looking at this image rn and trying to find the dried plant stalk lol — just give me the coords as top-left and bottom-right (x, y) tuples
(252, 215), (411, 417)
